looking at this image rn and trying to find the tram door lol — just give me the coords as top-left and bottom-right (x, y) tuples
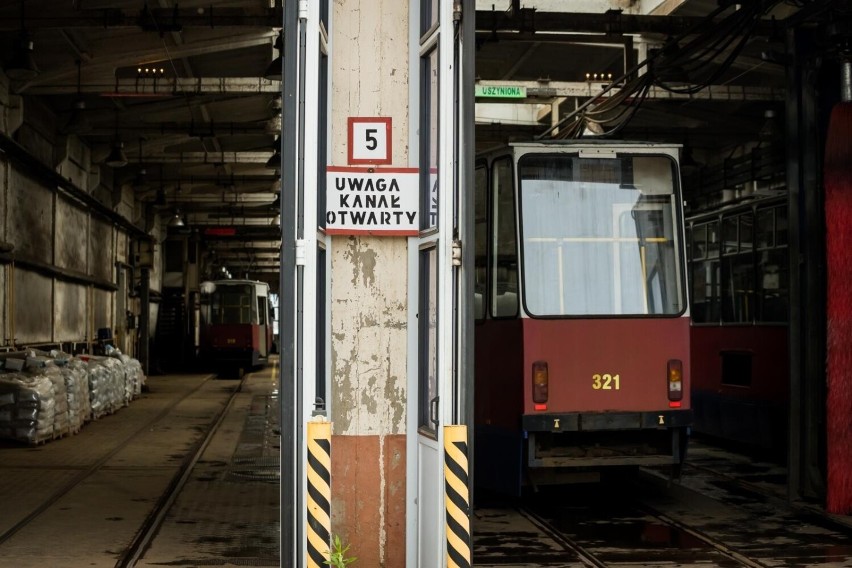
(410, 0), (473, 564)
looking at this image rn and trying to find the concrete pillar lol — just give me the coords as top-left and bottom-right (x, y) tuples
(329, 1), (410, 565)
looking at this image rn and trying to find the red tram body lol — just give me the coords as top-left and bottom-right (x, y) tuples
(474, 142), (692, 495)
(686, 194), (789, 454)
(201, 279), (273, 370)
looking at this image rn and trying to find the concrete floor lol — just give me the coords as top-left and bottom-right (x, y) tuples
(3, 358), (851, 568)
(0, 362), (280, 568)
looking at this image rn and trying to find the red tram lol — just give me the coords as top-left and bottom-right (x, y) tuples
(201, 279), (274, 370)
(474, 141), (692, 495)
(686, 194), (788, 454)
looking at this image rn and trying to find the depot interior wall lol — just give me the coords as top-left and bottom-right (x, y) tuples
(1, 155), (7, 345)
(0, 76), (153, 353)
(328, 0), (410, 565)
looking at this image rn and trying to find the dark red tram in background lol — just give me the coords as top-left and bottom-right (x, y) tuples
(201, 279), (273, 371)
(686, 194), (789, 455)
(474, 141), (692, 496)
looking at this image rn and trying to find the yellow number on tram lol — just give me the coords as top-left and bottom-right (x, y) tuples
(592, 374), (620, 390)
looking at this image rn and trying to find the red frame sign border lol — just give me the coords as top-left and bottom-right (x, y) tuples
(347, 117), (393, 165)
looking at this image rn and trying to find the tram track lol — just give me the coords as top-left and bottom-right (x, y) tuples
(517, 500), (774, 568)
(0, 373), (222, 548)
(482, 459), (852, 568)
(115, 372), (248, 568)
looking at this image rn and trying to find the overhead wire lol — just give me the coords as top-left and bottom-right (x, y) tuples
(654, 1), (772, 95)
(538, 0), (785, 140)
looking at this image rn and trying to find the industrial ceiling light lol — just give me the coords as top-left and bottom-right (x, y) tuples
(64, 100), (91, 135)
(5, 1), (40, 81)
(63, 60), (91, 135)
(759, 109), (781, 142)
(105, 141), (129, 168)
(131, 138), (148, 188)
(168, 208), (185, 227)
(104, 111), (128, 168)
(6, 33), (39, 81)
(264, 30), (284, 80)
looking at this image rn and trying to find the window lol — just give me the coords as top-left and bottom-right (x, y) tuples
(519, 154), (684, 316)
(688, 200), (787, 326)
(474, 163), (488, 320)
(420, 0), (438, 36)
(258, 296), (267, 326)
(721, 212), (755, 323)
(418, 247), (438, 434)
(420, 48), (439, 230)
(755, 204), (788, 323)
(689, 221), (721, 323)
(721, 351), (752, 387)
(491, 157), (518, 318)
(210, 284), (253, 324)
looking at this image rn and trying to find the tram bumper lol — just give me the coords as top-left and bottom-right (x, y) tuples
(522, 409), (693, 432)
(522, 410), (693, 469)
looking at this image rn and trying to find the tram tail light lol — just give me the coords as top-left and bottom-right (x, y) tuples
(667, 359), (683, 402)
(532, 361), (548, 406)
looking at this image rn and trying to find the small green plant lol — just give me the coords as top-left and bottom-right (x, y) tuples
(326, 534), (357, 568)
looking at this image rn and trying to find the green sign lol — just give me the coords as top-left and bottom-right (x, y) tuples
(475, 85), (527, 99)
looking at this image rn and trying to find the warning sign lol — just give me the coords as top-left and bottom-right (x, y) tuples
(326, 166), (419, 235)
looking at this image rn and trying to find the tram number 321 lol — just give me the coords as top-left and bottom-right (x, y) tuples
(592, 373), (621, 390)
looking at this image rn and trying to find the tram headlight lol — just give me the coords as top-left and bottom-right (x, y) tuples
(667, 359), (683, 403)
(532, 360), (548, 407)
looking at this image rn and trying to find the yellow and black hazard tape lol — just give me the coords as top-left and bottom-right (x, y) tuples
(444, 425), (472, 568)
(307, 420), (331, 568)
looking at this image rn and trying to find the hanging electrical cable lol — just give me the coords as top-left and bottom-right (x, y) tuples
(539, 0), (785, 140)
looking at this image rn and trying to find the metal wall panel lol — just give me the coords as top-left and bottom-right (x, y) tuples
(0, 267), (6, 346)
(55, 198), (88, 273)
(13, 269), (53, 344)
(116, 230), (128, 264)
(55, 279), (88, 342)
(93, 287), (112, 334)
(89, 218), (114, 282)
(9, 170), (52, 264)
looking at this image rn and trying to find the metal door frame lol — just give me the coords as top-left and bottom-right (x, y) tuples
(406, 0), (475, 565)
(280, 0), (325, 565)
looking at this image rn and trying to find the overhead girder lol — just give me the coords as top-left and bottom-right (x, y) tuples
(0, 6), (282, 30)
(474, 80), (785, 102)
(197, 226), (282, 241)
(84, 121), (270, 137)
(15, 33), (276, 92)
(126, 152), (273, 165)
(26, 77), (280, 96)
(475, 9), (784, 37)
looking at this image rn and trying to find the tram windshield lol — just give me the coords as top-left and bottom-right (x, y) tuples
(518, 153), (685, 317)
(210, 284), (257, 324)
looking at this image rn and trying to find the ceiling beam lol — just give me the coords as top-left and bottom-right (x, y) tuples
(474, 80), (784, 102)
(197, 226), (282, 241)
(213, 247), (281, 254)
(475, 9), (781, 37)
(27, 77), (280, 96)
(128, 151), (273, 164)
(0, 7), (282, 30)
(83, 121), (270, 136)
(16, 33), (275, 92)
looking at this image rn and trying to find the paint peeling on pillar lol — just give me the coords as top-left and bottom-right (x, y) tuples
(343, 237), (377, 287)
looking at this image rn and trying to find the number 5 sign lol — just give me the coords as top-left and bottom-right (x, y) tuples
(348, 117), (392, 165)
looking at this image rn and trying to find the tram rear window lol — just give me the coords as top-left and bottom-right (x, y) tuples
(211, 285), (255, 324)
(517, 153), (684, 317)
